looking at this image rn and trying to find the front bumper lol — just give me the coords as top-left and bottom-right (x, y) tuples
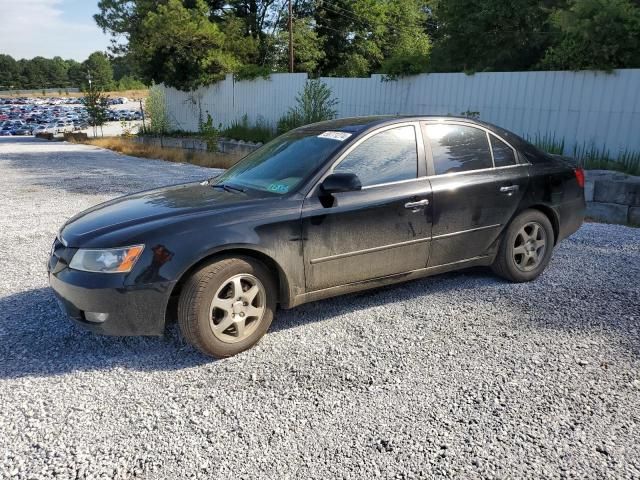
(49, 267), (175, 337)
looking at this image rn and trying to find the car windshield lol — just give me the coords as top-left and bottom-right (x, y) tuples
(213, 130), (349, 195)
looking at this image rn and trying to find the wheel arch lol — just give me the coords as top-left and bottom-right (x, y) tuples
(525, 204), (560, 245)
(165, 246), (291, 326)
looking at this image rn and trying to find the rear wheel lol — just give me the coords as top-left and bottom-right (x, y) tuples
(492, 209), (555, 282)
(178, 257), (276, 358)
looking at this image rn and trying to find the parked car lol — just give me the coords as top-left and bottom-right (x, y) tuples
(43, 124), (59, 134)
(13, 125), (32, 135)
(49, 116), (586, 358)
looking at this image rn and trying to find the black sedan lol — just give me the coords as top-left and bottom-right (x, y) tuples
(49, 116), (585, 358)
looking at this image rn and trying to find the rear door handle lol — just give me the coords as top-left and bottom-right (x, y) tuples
(500, 185), (519, 194)
(405, 199), (430, 210)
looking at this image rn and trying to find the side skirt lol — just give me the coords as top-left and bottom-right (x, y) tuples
(286, 255), (494, 308)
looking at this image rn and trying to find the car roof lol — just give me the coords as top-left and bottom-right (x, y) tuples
(298, 115), (530, 150)
(300, 115), (497, 133)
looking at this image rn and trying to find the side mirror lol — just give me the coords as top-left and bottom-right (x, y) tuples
(320, 173), (362, 194)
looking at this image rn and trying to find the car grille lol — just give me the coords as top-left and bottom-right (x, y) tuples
(49, 237), (77, 274)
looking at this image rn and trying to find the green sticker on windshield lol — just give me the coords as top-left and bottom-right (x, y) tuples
(268, 183), (290, 193)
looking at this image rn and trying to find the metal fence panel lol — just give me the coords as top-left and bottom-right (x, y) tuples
(163, 69), (640, 154)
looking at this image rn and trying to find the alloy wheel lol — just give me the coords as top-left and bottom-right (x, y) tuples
(209, 274), (266, 343)
(513, 221), (547, 272)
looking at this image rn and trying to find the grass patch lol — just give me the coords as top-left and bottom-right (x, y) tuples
(528, 132), (565, 155)
(220, 115), (275, 144)
(572, 144), (640, 176)
(78, 137), (244, 169)
(529, 133), (640, 176)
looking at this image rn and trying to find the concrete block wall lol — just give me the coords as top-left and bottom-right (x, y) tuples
(133, 136), (262, 157)
(585, 171), (640, 225)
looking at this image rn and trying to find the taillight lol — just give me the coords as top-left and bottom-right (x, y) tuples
(574, 168), (585, 189)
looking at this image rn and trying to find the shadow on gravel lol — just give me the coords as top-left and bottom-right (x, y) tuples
(0, 270), (485, 379)
(1, 143), (213, 196)
(2, 235), (638, 379)
(0, 287), (211, 379)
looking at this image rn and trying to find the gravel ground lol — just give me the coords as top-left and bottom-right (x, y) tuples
(1, 137), (639, 479)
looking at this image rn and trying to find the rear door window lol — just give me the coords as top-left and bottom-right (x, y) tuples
(425, 124), (493, 175)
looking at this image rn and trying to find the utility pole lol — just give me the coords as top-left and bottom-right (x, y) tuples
(288, 0), (294, 73)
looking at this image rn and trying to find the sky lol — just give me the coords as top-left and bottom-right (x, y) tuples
(0, 0), (112, 60)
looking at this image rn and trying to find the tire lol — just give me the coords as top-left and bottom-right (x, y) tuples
(178, 256), (276, 358)
(492, 209), (555, 283)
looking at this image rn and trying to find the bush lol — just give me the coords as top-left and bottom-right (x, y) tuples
(277, 80), (338, 134)
(144, 83), (171, 135)
(380, 54), (430, 81)
(198, 112), (220, 152)
(116, 75), (147, 91)
(221, 115), (274, 143)
(233, 65), (272, 82)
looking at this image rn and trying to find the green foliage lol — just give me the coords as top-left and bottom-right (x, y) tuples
(531, 134), (640, 176)
(381, 55), (430, 80)
(429, 0), (553, 73)
(277, 80), (338, 134)
(115, 75), (147, 90)
(92, 0), (640, 85)
(274, 17), (325, 74)
(573, 144), (640, 176)
(81, 87), (110, 137)
(233, 65), (273, 82)
(0, 54), (18, 89)
(221, 115), (275, 143)
(540, 0), (640, 70)
(144, 84), (171, 135)
(132, 0), (237, 90)
(198, 112), (220, 152)
(315, 0), (432, 77)
(529, 132), (566, 155)
(82, 51), (114, 90)
(460, 110), (481, 120)
(0, 52), (146, 90)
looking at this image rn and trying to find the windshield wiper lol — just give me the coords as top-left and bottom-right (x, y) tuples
(211, 183), (246, 193)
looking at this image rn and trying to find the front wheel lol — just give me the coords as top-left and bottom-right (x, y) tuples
(492, 209), (555, 283)
(178, 257), (276, 358)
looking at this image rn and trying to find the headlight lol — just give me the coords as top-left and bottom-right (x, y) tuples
(69, 245), (145, 273)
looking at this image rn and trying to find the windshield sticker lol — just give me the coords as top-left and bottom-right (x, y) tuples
(268, 183), (290, 194)
(318, 131), (352, 141)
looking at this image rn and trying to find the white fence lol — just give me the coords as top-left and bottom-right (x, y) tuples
(163, 69), (640, 154)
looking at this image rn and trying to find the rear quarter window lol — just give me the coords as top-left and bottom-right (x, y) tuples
(490, 135), (517, 167)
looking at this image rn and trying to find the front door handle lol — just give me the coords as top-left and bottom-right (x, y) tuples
(500, 185), (519, 194)
(404, 199), (430, 211)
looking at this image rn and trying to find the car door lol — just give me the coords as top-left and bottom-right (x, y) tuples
(422, 121), (529, 267)
(301, 122), (432, 292)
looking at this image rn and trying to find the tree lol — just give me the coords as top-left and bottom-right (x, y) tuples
(82, 87), (110, 137)
(67, 60), (87, 88)
(0, 54), (18, 89)
(82, 51), (114, 90)
(132, 0), (236, 90)
(428, 0), (559, 72)
(313, 0), (432, 77)
(540, 0), (640, 70)
(273, 17), (324, 74)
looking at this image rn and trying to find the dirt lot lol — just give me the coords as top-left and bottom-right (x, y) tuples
(0, 137), (639, 479)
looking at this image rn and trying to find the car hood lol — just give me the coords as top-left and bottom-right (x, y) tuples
(60, 181), (277, 247)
